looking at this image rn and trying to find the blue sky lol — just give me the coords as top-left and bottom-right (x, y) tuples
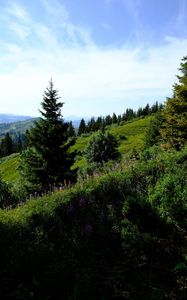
(0, 0), (187, 117)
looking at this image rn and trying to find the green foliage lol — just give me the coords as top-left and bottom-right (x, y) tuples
(0, 147), (186, 299)
(144, 112), (163, 147)
(161, 56), (187, 149)
(0, 176), (16, 208)
(85, 131), (121, 164)
(148, 147), (187, 229)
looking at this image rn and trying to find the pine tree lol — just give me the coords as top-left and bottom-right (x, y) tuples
(67, 121), (75, 137)
(112, 113), (118, 124)
(0, 133), (13, 157)
(160, 56), (187, 149)
(87, 117), (96, 132)
(78, 118), (86, 135)
(95, 116), (103, 130)
(105, 115), (112, 125)
(20, 80), (75, 191)
(13, 133), (23, 153)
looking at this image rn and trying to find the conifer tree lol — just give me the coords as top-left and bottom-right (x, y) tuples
(78, 118), (86, 135)
(87, 117), (96, 132)
(67, 121), (75, 137)
(0, 133), (13, 157)
(112, 113), (118, 124)
(160, 56), (187, 149)
(105, 115), (112, 125)
(20, 80), (75, 191)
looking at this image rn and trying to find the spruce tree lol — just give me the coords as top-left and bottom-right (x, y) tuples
(160, 56), (187, 149)
(112, 113), (118, 124)
(67, 121), (75, 137)
(0, 133), (13, 157)
(78, 118), (86, 135)
(20, 80), (75, 191)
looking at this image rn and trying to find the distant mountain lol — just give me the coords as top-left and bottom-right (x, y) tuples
(0, 118), (37, 139)
(0, 115), (89, 139)
(0, 114), (33, 123)
(0, 114), (88, 128)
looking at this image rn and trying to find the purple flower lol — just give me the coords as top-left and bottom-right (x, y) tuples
(79, 198), (86, 206)
(67, 204), (75, 216)
(84, 224), (93, 233)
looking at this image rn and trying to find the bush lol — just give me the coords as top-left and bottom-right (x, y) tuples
(85, 131), (121, 164)
(0, 177), (16, 209)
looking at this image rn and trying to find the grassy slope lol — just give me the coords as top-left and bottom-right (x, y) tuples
(71, 116), (153, 169)
(110, 116), (152, 154)
(0, 153), (20, 184)
(0, 116), (152, 183)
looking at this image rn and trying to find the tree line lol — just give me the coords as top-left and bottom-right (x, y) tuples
(0, 101), (162, 158)
(78, 101), (163, 135)
(0, 132), (26, 158)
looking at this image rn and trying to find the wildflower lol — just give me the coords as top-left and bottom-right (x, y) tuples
(84, 223), (93, 233)
(67, 204), (75, 216)
(79, 198), (86, 206)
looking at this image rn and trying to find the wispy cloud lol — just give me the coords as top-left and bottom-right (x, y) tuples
(0, 0), (186, 117)
(5, 2), (29, 22)
(101, 22), (111, 30)
(122, 0), (144, 42)
(176, 0), (187, 30)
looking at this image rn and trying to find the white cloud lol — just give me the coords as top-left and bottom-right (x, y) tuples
(0, 0), (186, 117)
(5, 2), (29, 22)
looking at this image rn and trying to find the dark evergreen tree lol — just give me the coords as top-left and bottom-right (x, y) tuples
(95, 116), (103, 130)
(112, 113), (118, 124)
(142, 104), (151, 116)
(117, 114), (122, 125)
(0, 133), (13, 157)
(13, 133), (23, 153)
(136, 107), (143, 117)
(105, 115), (112, 126)
(20, 80), (75, 191)
(78, 118), (86, 135)
(151, 101), (159, 114)
(67, 121), (75, 137)
(125, 108), (135, 120)
(122, 112), (127, 121)
(87, 117), (96, 132)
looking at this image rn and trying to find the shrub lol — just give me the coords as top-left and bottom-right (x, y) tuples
(0, 177), (16, 209)
(85, 131), (121, 164)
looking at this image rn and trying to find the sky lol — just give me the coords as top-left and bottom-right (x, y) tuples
(0, 0), (187, 118)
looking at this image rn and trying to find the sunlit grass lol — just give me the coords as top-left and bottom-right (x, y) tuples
(0, 153), (20, 184)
